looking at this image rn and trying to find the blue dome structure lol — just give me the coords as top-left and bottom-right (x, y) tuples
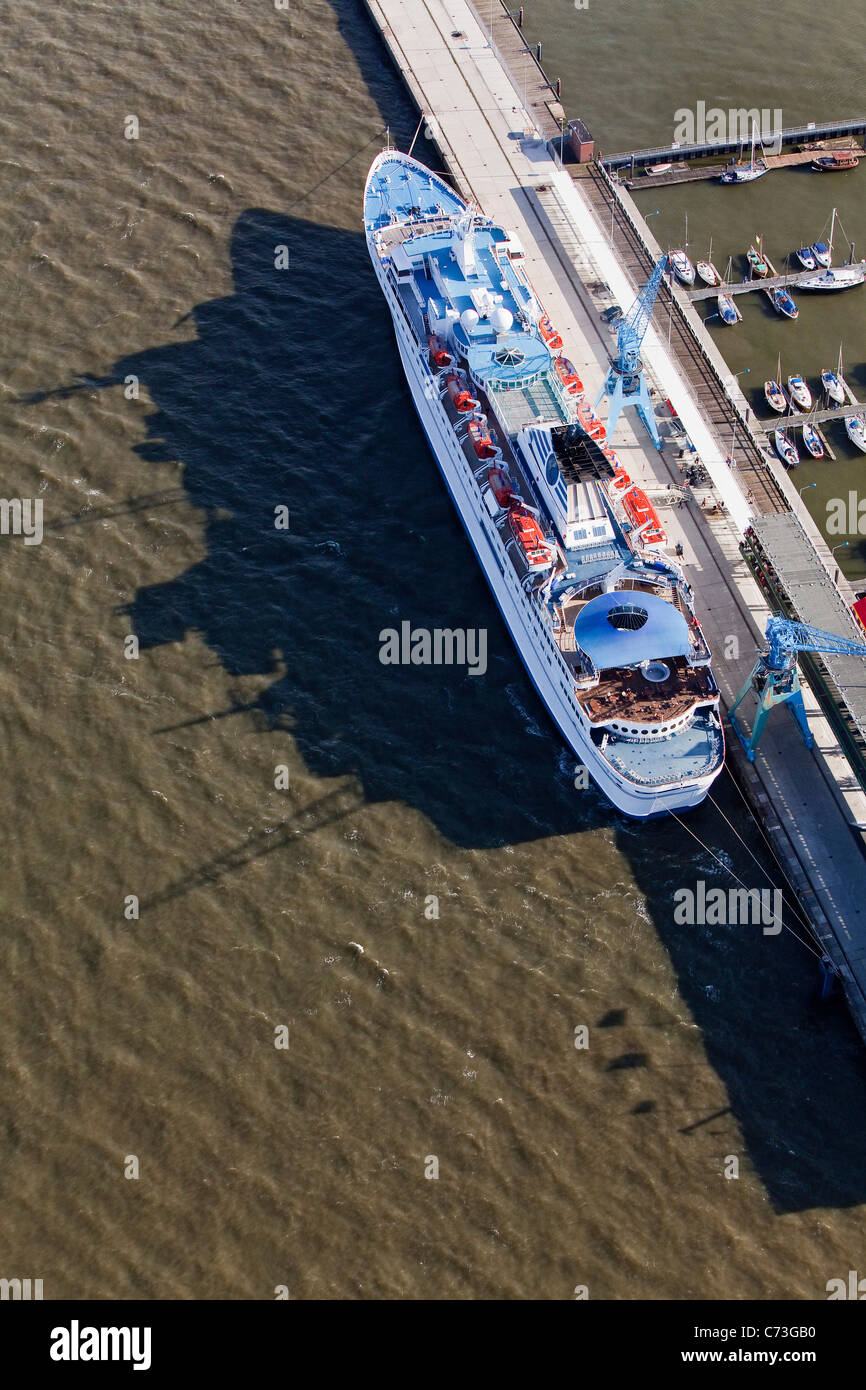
(574, 590), (692, 670)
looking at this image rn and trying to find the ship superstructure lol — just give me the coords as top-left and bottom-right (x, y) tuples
(364, 149), (724, 816)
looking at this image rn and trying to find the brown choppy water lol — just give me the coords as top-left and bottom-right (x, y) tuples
(1, 0), (865, 1301)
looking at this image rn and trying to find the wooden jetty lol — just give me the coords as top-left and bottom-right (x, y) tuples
(622, 142), (862, 189)
(756, 399), (866, 432)
(604, 119), (866, 174)
(687, 261), (865, 301)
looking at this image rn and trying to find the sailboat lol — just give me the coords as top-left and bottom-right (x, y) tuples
(716, 255), (739, 324)
(821, 347), (846, 404)
(669, 212), (695, 285)
(764, 376), (787, 413)
(772, 286), (799, 319)
(786, 375), (812, 411)
(720, 120), (769, 183)
(670, 249), (695, 285)
(696, 237), (721, 285)
(747, 237), (770, 277)
(774, 428), (799, 467)
(802, 421), (824, 458)
(846, 415), (866, 452)
(718, 294), (739, 325)
(799, 209), (866, 291)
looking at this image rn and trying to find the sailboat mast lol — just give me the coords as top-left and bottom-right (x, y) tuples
(829, 207), (837, 261)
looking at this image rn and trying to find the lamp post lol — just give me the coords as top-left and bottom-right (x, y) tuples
(832, 540), (849, 585)
(799, 481), (817, 498)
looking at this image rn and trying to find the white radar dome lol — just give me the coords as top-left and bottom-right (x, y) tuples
(460, 308), (480, 333)
(490, 306), (514, 334)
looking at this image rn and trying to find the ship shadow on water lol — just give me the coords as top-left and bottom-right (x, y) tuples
(24, 194), (866, 1217)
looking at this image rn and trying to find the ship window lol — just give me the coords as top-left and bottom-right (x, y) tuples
(608, 604), (649, 632)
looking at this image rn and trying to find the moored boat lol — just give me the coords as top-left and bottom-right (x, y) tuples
(845, 414), (866, 453)
(669, 249), (695, 285)
(812, 152), (860, 172)
(802, 423), (824, 459)
(787, 374), (812, 411)
(773, 287), (799, 318)
(795, 247), (817, 270)
(811, 240), (831, 267)
(764, 379), (786, 413)
(720, 124), (768, 184)
(798, 263), (866, 291)
(821, 368), (845, 404)
(747, 244), (770, 277)
(717, 293), (738, 325)
(364, 146), (724, 817)
(696, 260), (719, 286)
(720, 161), (768, 184)
(774, 428), (799, 467)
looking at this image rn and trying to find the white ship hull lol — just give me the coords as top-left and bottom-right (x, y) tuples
(367, 244), (718, 817)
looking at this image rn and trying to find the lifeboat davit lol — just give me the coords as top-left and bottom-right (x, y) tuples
(554, 356), (584, 395)
(612, 465), (632, 491)
(538, 314), (564, 355)
(576, 399), (607, 441)
(488, 466), (518, 507)
(622, 486), (667, 547)
(467, 416), (498, 459)
(446, 371), (479, 413)
(428, 333), (451, 368)
(507, 505), (554, 570)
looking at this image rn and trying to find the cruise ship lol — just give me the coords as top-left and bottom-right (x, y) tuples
(364, 149), (724, 817)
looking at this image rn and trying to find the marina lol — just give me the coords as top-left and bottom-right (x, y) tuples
(603, 119), (866, 176)
(363, 0), (866, 1042)
(620, 144), (864, 190)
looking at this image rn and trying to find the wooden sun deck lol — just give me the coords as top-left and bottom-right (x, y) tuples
(577, 658), (715, 725)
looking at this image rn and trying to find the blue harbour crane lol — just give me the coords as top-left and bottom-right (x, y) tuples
(594, 254), (668, 449)
(729, 615), (866, 761)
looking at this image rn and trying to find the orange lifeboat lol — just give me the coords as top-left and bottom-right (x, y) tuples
(538, 314), (564, 354)
(554, 356), (584, 395)
(488, 466), (518, 507)
(446, 371), (479, 413)
(622, 486), (667, 547)
(507, 505), (554, 569)
(576, 399), (606, 441)
(467, 416), (498, 459)
(428, 333), (451, 368)
(612, 465), (632, 491)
